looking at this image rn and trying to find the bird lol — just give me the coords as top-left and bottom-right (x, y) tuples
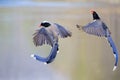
(76, 10), (119, 71)
(31, 21), (72, 64)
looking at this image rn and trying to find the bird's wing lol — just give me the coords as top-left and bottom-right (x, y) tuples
(31, 42), (59, 64)
(33, 28), (53, 47)
(82, 21), (107, 37)
(54, 23), (72, 38)
(107, 34), (118, 71)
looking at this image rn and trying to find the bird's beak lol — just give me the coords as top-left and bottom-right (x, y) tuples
(90, 10), (94, 14)
(39, 24), (41, 27)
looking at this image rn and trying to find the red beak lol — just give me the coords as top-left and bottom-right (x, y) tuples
(90, 10), (95, 14)
(39, 24), (41, 27)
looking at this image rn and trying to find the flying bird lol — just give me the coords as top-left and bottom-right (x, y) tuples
(76, 10), (119, 71)
(31, 21), (71, 64)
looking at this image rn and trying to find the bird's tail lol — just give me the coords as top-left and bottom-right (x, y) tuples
(30, 54), (48, 64)
(76, 24), (83, 30)
(31, 42), (59, 64)
(46, 42), (59, 64)
(107, 35), (119, 71)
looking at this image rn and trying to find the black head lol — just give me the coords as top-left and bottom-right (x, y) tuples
(91, 10), (100, 20)
(41, 21), (51, 27)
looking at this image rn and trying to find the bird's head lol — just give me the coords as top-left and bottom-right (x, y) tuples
(39, 21), (51, 27)
(90, 10), (100, 20)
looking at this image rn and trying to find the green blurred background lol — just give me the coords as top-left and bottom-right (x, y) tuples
(0, 0), (120, 80)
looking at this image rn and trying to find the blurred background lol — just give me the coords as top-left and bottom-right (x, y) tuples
(0, 0), (120, 80)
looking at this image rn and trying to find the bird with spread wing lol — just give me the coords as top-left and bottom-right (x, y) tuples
(76, 10), (119, 71)
(31, 21), (71, 64)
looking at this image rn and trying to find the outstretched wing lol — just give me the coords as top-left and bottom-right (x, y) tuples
(82, 21), (107, 37)
(33, 28), (53, 47)
(107, 35), (119, 71)
(31, 42), (59, 64)
(54, 23), (72, 38)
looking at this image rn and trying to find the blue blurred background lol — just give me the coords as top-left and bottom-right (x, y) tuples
(0, 0), (120, 80)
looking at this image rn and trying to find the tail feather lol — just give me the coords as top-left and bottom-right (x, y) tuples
(113, 66), (117, 71)
(31, 42), (59, 64)
(107, 35), (119, 71)
(30, 54), (48, 64)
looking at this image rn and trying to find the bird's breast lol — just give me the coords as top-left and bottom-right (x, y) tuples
(46, 26), (59, 38)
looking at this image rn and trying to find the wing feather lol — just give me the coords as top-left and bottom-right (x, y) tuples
(82, 21), (107, 37)
(33, 28), (53, 47)
(54, 23), (72, 38)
